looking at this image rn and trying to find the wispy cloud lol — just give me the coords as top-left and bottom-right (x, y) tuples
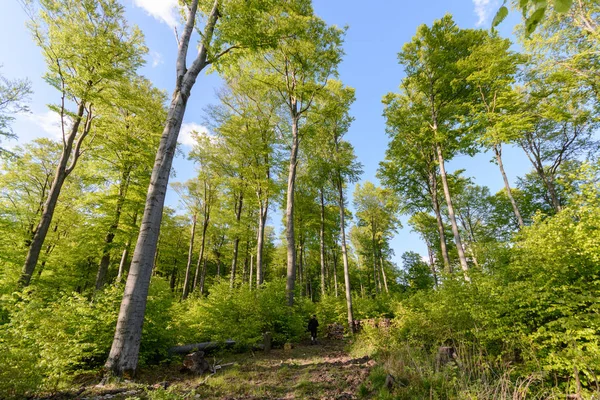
(149, 51), (163, 68)
(27, 110), (64, 140)
(178, 122), (210, 147)
(133, 0), (179, 28)
(473, 0), (499, 27)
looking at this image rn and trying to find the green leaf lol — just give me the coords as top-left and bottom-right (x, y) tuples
(492, 6), (509, 28)
(553, 0), (573, 13)
(525, 7), (546, 35)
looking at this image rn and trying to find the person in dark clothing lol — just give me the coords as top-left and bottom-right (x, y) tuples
(307, 314), (319, 344)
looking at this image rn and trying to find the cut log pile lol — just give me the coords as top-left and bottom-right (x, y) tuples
(325, 323), (345, 339)
(182, 351), (211, 375)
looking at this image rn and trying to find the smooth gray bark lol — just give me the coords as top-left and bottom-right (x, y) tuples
(20, 102), (91, 286)
(117, 212), (137, 283)
(230, 193), (243, 288)
(494, 144), (524, 228)
(436, 144), (470, 281)
(337, 176), (354, 333)
(319, 188), (326, 296)
(104, 0), (219, 377)
(429, 170), (451, 272)
(285, 113), (300, 306)
(255, 199), (268, 286)
(193, 216), (209, 292)
(181, 213), (197, 300)
(379, 255), (389, 294)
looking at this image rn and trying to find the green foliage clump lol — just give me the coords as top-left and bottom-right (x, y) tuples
(173, 278), (306, 347)
(0, 278), (175, 398)
(354, 173), (600, 395)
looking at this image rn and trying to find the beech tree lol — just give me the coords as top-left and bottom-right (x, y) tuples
(105, 0), (313, 376)
(245, 16), (344, 305)
(380, 87), (452, 271)
(464, 35), (530, 228)
(19, 0), (145, 287)
(396, 15), (488, 280)
(353, 182), (399, 294)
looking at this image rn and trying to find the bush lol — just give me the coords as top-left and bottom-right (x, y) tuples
(354, 175), (600, 396)
(172, 278), (306, 347)
(0, 278), (175, 398)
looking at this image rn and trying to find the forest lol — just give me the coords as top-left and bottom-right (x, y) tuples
(0, 0), (598, 399)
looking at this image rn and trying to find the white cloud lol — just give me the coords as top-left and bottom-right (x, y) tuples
(150, 51), (163, 68)
(27, 110), (64, 140)
(473, 0), (499, 27)
(178, 122), (210, 147)
(133, 0), (179, 28)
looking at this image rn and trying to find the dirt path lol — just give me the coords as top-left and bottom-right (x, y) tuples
(40, 340), (374, 400)
(145, 339), (375, 399)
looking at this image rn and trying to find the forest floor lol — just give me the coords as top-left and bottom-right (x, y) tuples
(43, 339), (377, 400)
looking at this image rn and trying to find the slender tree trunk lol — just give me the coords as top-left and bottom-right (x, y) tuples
(436, 144), (470, 281)
(379, 255), (389, 294)
(337, 176), (354, 333)
(181, 213), (197, 300)
(230, 193), (243, 288)
(544, 174), (562, 212)
(193, 218), (209, 291)
(170, 265), (177, 292)
(370, 222), (380, 294)
(20, 102), (89, 287)
(298, 239), (304, 297)
(319, 188), (326, 297)
(285, 112), (300, 306)
(117, 211), (137, 283)
(430, 171), (451, 272)
(332, 247), (339, 298)
(104, 0), (219, 377)
(494, 144), (524, 228)
(199, 258), (208, 295)
(96, 167), (131, 291)
(426, 241), (438, 288)
(255, 199), (268, 286)
(249, 254), (253, 290)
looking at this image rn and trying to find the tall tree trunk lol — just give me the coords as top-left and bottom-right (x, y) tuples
(105, 0), (219, 377)
(249, 254), (253, 290)
(117, 211), (137, 283)
(430, 170), (451, 272)
(436, 144), (470, 281)
(255, 199), (268, 286)
(285, 112), (300, 306)
(426, 241), (438, 288)
(96, 167), (131, 291)
(370, 221), (380, 294)
(230, 193), (243, 288)
(193, 218), (209, 292)
(181, 213), (197, 300)
(337, 176), (355, 333)
(332, 247), (339, 297)
(379, 254), (389, 294)
(494, 144), (524, 228)
(319, 188), (326, 297)
(199, 258), (208, 295)
(170, 265), (177, 292)
(20, 102), (90, 286)
(298, 239), (304, 297)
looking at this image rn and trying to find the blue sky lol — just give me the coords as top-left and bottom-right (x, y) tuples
(1, 0), (532, 266)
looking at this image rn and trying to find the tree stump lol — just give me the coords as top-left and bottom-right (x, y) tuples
(435, 346), (459, 370)
(182, 351), (211, 375)
(263, 332), (272, 353)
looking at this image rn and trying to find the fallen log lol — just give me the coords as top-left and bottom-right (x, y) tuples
(168, 340), (236, 356)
